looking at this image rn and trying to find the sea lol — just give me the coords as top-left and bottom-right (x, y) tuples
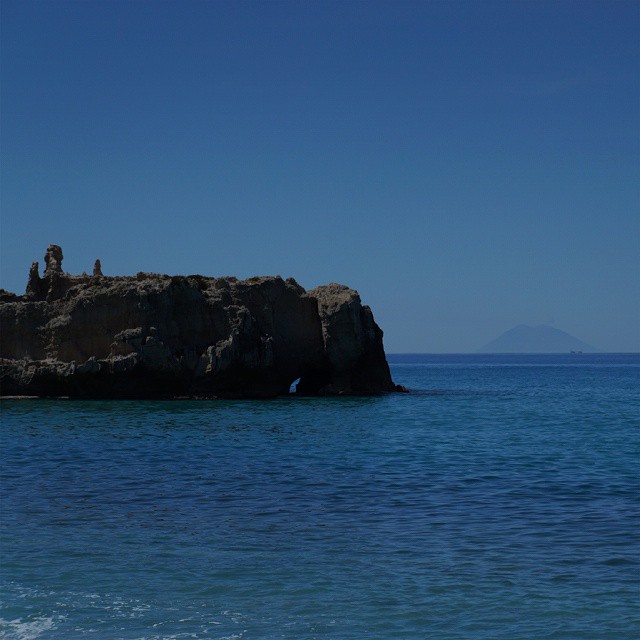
(1, 353), (638, 640)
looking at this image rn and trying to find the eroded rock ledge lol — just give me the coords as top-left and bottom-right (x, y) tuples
(0, 245), (401, 398)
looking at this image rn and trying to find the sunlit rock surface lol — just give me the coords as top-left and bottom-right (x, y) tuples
(0, 246), (400, 398)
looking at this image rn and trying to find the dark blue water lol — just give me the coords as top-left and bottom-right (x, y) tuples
(1, 354), (639, 639)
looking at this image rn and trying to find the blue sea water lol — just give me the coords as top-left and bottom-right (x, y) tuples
(1, 353), (638, 640)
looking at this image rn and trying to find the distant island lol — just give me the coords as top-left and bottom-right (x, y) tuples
(0, 245), (403, 398)
(478, 324), (597, 354)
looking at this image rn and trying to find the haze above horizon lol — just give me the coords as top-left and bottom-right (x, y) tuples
(1, 0), (638, 352)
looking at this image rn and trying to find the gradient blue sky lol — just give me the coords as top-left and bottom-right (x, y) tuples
(2, 0), (638, 352)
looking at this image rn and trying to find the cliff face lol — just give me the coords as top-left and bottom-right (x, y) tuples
(0, 246), (399, 398)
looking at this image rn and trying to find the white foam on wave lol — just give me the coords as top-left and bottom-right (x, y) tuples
(130, 634), (201, 640)
(129, 628), (245, 640)
(0, 615), (63, 640)
(2, 582), (245, 639)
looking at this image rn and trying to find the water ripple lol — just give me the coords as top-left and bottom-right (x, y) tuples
(1, 356), (638, 639)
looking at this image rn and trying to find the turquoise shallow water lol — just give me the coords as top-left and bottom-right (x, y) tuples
(1, 354), (639, 639)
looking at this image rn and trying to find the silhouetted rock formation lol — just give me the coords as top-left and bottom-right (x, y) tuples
(0, 246), (400, 398)
(44, 244), (63, 274)
(26, 262), (42, 298)
(93, 259), (103, 277)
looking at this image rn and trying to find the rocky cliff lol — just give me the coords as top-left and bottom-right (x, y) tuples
(0, 246), (400, 398)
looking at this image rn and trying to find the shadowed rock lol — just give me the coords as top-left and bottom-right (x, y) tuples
(1, 246), (400, 398)
(93, 259), (103, 277)
(26, 262), (42, 298)
(44, 244), (63, 273)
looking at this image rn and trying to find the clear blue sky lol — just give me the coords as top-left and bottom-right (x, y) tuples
(2, 0), (638, 352)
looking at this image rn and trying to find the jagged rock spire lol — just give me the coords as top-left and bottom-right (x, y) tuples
(44, 245), (63, 274)
(26, 261), (42, 298)
(93, 259), (103, 277)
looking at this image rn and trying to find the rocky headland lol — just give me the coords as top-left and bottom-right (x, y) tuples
(0, 246), (401, 398)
